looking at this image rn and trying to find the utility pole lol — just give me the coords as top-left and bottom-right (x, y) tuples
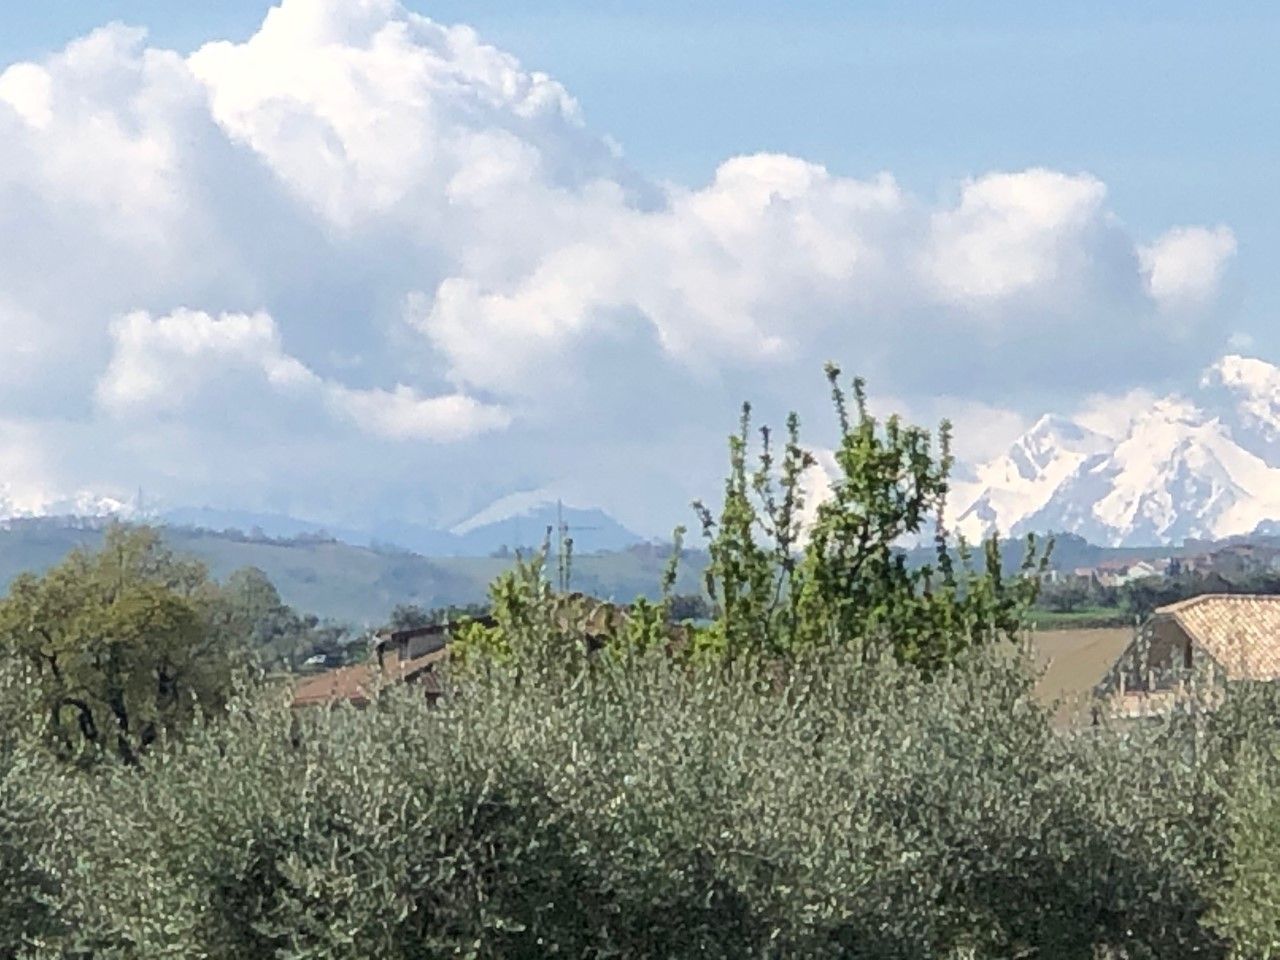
(554, 498), (599, 592)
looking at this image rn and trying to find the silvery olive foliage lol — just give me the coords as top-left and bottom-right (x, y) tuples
(0, 642), (1275, 958)
(1204, 682), (1280, 958)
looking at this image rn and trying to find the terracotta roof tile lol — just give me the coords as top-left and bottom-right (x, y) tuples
(1154, 594), (1280, 682)
(292, 647), (450, 707)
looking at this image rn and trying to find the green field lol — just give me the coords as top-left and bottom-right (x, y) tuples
(1026, 607), (1132, 629)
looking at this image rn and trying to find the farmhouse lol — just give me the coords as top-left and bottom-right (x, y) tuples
(288, 594), (694, 708)
(291, 645), (450, 708)
(291, 619), (491, 708)
(1073, 558), (1169, 588)
(1097, 594), (1280, 717)
(374, 618), (495, 666)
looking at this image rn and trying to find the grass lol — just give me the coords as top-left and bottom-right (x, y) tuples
(1028, 606), (1132, 629)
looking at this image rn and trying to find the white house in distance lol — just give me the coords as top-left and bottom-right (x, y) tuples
(1072, 559), (1168, 588)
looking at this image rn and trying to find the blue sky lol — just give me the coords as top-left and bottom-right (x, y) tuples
(0, 1), (1272, 533)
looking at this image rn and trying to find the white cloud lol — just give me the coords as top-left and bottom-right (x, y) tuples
(0, 61), (53, 128)
(97, 308), (507, 444)
(96, 309), (314, 414)
(186, 0), (599, 228)
(326, 384), (510, 441)
(1139, 225), (1237, 309)
(1072, 388), (1162, 441)
(923, 169), (1108, 303)
(0, 418), (56, 513)
(0, 0), (1244, 534)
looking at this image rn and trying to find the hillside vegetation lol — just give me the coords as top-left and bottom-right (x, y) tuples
(0, 520), (707, 626)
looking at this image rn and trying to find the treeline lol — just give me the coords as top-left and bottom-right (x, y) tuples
(1039, 568), (1280, 620)
(1, 366), (1278, 956)
(171, 524), (341, 547)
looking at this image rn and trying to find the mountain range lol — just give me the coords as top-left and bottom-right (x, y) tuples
(11, 354), (1280, 553)
(954, 355), (1280, 547)
(0, 494), (645, 559)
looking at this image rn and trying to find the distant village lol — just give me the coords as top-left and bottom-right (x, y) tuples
(1052, 540), (1280, 587)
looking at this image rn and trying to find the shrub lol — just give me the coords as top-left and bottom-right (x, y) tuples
(1208, 683), (1280, 958)
(694, 364), (1047, 669)
(0, 662), (66, 957)
(20, 647), (1261, 959)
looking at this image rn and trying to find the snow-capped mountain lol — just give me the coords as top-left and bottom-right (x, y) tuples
(955, 355), (1280, 547)
(0, 485), (136, 525)
(952, 415), (1112, 538)
(0, 481), (645, 556)
(449, 492), (643, 554)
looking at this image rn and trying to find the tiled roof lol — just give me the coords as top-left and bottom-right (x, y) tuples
(1153, 594), (1280, 682)
(292, 647), (450, 707)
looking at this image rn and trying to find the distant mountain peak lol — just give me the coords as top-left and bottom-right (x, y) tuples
(449, 488), (566, 537)
(956, 353), (1280, 547)
(449, 491), (643, 553)
(0, 485), (136, 523)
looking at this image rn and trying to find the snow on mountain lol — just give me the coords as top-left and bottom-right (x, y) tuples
(449, 491), (644, 553)
(956, 355), (1280, 547)
(0, 485), (135, 523)
(449, 489), (565, 536)
(953, 414), (1112, 539)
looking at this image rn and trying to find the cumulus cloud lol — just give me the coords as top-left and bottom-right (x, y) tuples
(97, 308), (508, 443)
(0, 0), (1242, 534)
(1139, 225), (1237, 309)
(923, 170), (1108, 303)
(97, 309), (316, 415)
(326, 385), (510, 441)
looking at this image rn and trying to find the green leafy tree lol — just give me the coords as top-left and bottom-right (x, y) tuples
(1039, 577), (1094, 613)
(219, 566), (295, 645)
(0, 524), (245, 764)
(215, 566), (359, 670)
(386, 603), (435, 632)
(452, 528), (686, 671)
(695, 363), (1048, 669)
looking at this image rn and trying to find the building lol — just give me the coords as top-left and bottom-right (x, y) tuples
(291, 646), (451, 708)
(289, 595), (694, 708)
(1096, 593), (1280, 717)
(1075, 558), (1169, 588)
(373, 619), (495, 666)
(291, 618), (492, 709)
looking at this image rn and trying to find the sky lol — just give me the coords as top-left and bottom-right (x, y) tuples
(0, 0), (1273, 537)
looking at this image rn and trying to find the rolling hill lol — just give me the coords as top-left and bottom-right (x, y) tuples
(0, 518), (703, 627)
